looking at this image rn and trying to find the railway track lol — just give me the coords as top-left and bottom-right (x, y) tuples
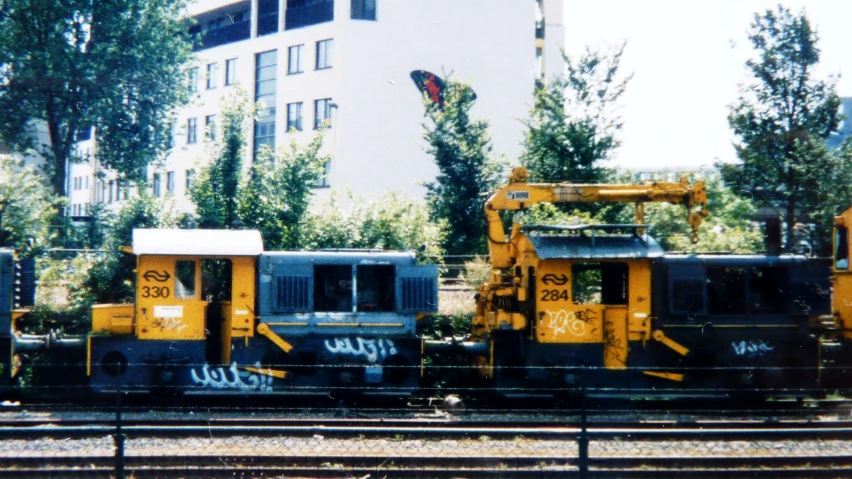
(1, 414), (852, 478)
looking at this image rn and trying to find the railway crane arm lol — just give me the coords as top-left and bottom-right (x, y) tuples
(485, 166), (709, 268)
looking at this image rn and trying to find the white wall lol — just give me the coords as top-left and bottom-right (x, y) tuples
(72, 0), (544, 213)
(334, 0), (536, 199)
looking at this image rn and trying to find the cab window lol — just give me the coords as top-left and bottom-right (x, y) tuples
(572, 262), (628, 305)
(175, 260), (196, 299)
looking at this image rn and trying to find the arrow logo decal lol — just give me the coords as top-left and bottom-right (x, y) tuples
(541, 274), (569, 286)
(143, 270), (171, 282)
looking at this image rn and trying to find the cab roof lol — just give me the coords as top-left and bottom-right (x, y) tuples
(131, 229), (264, 256)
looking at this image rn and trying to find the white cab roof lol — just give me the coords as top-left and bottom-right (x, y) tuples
(132, 229), (264, 256)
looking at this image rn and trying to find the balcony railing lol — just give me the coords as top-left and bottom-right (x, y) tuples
(257, 11), (279, 36)
(285, 0), (334, 30)
(196, 21), (251, 51)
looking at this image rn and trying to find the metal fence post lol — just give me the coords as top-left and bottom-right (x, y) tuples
(114, 379), (125, 479)
(578, 385), (588, 478)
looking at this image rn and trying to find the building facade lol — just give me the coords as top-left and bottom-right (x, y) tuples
(68, 0), (565, 217)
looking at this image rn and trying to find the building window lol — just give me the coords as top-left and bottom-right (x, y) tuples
(288, 45), (303, 74)
(189, 67), (199, 93)
(206, 63), (218, 89)
(153, 173), (162, 198)
(122, 180), (129, 200)
(351, 0), (376, 20)
(254, 50), (278, 157)
(108, 180), (115, 203)
(314, 98), (332, 129)
(205, 114), (217, 141)
(186, 169), (194, 192)
(287, 102), (302, 131)
(316, 39), (333, 69)
(257, 0), (280, 36)
(187, 118), (198, 144)
(225, 58), (237, 86)
(286, 0), (334, 30)
(75, 126), (92, 142)
(167, 171), (175, 193)
(318, 159), (331, 187)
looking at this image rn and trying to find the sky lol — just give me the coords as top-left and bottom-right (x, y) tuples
(562, 0), (852, 170)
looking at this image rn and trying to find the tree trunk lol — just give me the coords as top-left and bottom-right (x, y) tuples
(785, 198), (796, 253)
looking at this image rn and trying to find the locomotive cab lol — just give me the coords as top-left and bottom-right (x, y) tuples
(88, 229), (262, 393)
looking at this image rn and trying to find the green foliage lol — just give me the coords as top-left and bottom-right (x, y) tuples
(81, 193), (183, 305)
(645, 173), (763, 253)
(306, 191), (445, 261)
(0, 0), (195, 196)
(422, 80), (503, 256)
(521, 203), (599, 227)
(238, 134), (329, 249)
(808, 141), (852, 255)
(721, 5), (841, 252)
(34, 254), (92, 315)
(461, 255), (491, 290)
(191, 88), (252, 229)
(0, 155), (61, 255)
(521, 43), (631, 186)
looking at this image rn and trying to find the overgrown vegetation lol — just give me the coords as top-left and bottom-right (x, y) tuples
(422, 80), (503, 257)
(0, 155), (62, 255)
(721, 5), (844, 254)
(306, 191), (444, 260)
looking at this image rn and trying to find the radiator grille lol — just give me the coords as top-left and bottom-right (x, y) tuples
(400, 277), (435, 312)
(276, 275), (310, 312)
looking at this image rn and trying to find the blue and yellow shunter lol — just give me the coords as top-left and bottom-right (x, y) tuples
(87, 229), (437, 395)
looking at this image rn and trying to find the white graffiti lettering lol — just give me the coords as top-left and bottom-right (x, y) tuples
(545, 310), (587, 337)
(190, 361), (272, 392)
(731, 340), (775, 357)
(152, 317), (187, 333)
(323, 338), (397, 363)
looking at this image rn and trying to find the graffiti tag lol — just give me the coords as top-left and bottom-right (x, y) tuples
(603, 320), (626, 366)
(324, 338), (397, 363)
(544, 309), (596, 337)
(151, 316), (187, 333)
(731, 340), (774, 357)
(190, 361), (272, 392)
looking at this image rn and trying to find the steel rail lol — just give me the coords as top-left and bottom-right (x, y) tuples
(1, 454), (852, 478)
(2, 422), (852, 439)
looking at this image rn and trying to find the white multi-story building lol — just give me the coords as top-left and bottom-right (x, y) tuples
(67, 0), (565, 217)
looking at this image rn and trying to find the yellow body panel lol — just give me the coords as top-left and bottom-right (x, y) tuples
(91, 304), (135, 335)
(228, 256), (257, 338)
(136, 255), (206, 340)
(832, 207), (852, 338)
(603, 306), (628, 369)
(626, 261), (652, 341)
(536, 259), (604, 343)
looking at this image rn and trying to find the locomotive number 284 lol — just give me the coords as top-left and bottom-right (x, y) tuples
(540, 289), (569, 301)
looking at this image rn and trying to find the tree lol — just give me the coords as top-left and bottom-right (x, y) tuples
(808, 140), (852, 255)
(81, 193), (183, 305)
(191, 88), (252, 229)
(0, 0), (195, 198)
(644, 172), (764, 253)
(721, 6), (841, 252)
(521, 42), (631, 185)
(0, 155), (60, 254)
(422, 80), (502, 257)
(238, 134), (329, 249)
(306, 191), (445, 260)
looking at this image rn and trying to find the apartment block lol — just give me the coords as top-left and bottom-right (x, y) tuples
(68, 0), (565, 217)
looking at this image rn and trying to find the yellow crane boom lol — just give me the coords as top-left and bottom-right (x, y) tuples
(485, 167), (709, 268)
